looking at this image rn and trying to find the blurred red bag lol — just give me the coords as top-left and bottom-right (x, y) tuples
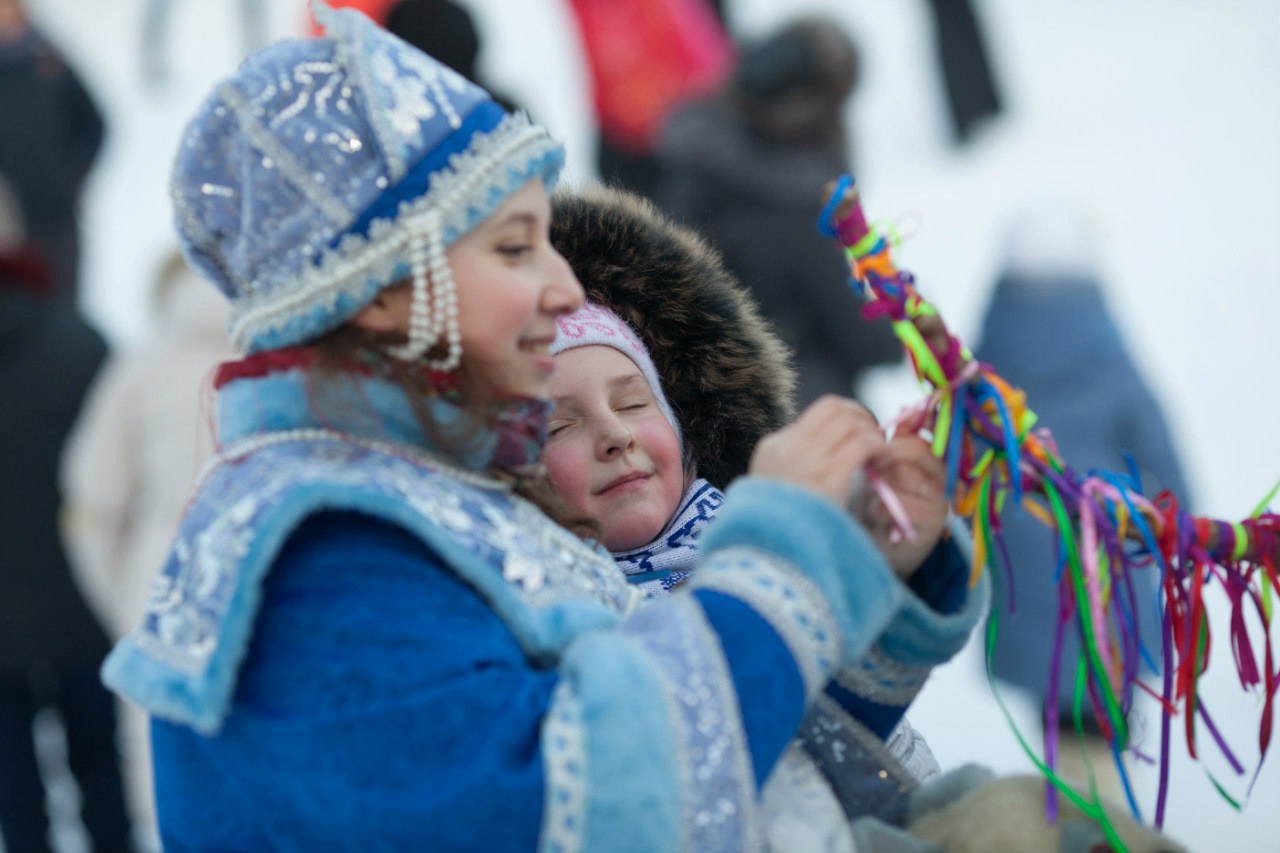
(307, 0), (398, 33)
(568, 0), (733, 153)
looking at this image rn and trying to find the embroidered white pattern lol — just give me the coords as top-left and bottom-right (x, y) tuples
(132, 432), (637, 676)
(832, 645), (930, 707)
(621, 596), (761, 853)
(218, 81), (352, 227)
(687, 547), (842, 700)
(327, 3), (472, 181)
(539, 682), (587, 853)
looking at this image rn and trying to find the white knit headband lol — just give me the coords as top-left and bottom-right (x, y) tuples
(551, 302), (683, 449)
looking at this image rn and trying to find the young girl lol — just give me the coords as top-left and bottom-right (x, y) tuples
(103, 7), (941, 851)
(545, 187), (988, 850)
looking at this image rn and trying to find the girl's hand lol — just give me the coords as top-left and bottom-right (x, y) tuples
(851, 434), (948, 580)
(749, 395), (885, 507)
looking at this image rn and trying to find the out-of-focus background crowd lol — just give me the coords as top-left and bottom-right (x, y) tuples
(1, 0), (1275, 850)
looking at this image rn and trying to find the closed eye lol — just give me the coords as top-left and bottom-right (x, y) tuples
(498, 244), (532, 259)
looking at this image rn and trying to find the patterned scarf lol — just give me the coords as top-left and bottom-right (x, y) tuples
(612, 479), (723, 598)
(212, 346), (551, 477)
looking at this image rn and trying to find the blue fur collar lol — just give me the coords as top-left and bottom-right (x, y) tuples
(215, 364), (551, 475)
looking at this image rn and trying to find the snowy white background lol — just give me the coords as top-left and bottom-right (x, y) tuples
(21, 0), (1279, 850)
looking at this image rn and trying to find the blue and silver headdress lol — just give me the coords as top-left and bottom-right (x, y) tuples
(172, 3), (564, 367)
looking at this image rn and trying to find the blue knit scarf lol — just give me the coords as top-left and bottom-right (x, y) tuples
(611, 479), (724, 598)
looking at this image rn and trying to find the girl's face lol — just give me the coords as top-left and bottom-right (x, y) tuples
(543, 345), (686, 551)
(448, 180), (584, 398)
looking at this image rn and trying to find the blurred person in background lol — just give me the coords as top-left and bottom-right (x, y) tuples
(656, 17), (901, 408)
(566, 0), (732, 198)
(975, 201), (1191, 803)
(921, 0), (1002, 144)
(383, 0), (520, 114)
(60, 249), (232, 852)
(0, 0), (105, 302)
(0, 174), (133, 852)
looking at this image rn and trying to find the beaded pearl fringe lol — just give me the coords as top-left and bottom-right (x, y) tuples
(385, 210), (461, 369)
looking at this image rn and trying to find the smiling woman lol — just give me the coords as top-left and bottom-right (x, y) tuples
(97, 7), (985, 852)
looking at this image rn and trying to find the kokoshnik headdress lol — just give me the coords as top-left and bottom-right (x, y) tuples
(171, 2), (563, 368)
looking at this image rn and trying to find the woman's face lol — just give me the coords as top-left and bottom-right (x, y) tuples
(543, 345), (686, 551)
(447, 180), (585, 398)
(354, 181), (584, 397)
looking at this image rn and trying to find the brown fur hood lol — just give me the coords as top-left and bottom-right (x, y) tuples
(550, 185), (796, 489)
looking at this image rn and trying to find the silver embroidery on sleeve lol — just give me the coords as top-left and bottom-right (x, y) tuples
(539, 681), (587, 853)
(686, 546), (842, 700)
(620, 596), (761, 853)
(831, 645), (930, 707)
(132, 431), (637, 675)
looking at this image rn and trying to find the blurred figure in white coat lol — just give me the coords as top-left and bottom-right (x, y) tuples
(60, 250), (231, 851)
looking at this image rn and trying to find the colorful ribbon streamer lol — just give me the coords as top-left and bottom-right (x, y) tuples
(819, 174), (1279, 834)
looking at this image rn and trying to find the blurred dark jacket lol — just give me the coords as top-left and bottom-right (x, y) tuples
(384, 0), (521, 115)
(0, 26), (105, 299)
(0, 252), (110, 673)
(922, 0), (1002, 142)
(976, 271), (1191, 712)
(657, 95), (900, 406)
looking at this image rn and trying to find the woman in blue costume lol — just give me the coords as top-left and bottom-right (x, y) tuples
(107, 7), (963, 851)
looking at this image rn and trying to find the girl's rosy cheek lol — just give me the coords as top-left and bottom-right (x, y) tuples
(544, 442), (591, 507)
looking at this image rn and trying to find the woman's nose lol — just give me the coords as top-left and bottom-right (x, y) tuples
(544, 248), (584, 315)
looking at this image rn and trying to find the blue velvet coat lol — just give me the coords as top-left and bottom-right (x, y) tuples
(104, 366), (983, 852)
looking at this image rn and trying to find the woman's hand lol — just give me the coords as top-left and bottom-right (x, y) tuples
(749, 395), (885, 507)
(850, 433), (949, 580)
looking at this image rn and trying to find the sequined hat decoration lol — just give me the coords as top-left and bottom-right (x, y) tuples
(551, 302), (684, 450)
(171, 2), (565, 364)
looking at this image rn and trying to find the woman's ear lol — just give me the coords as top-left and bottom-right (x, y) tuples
(350, 283), (411, 333)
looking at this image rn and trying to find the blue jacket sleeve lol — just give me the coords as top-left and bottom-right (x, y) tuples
(673, 478), (907, 781)
(151, 488), (902, 853)
(825, 525), (990, 739)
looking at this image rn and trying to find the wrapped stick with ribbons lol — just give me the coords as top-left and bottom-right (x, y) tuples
(818, 174), (1279, 836)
